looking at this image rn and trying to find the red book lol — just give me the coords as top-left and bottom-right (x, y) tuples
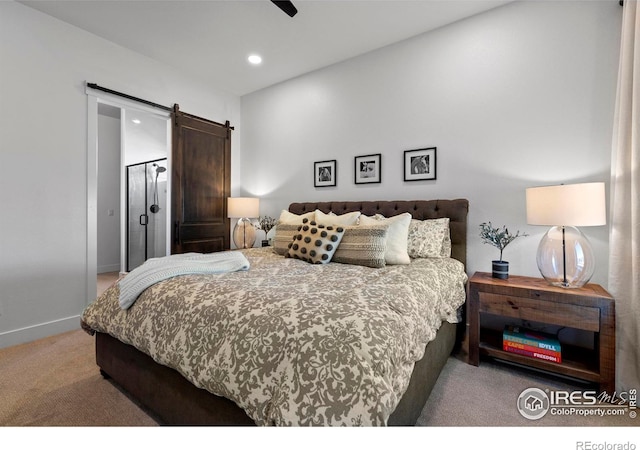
(503, 343), (562, 363)
(503, 339), (562, 358)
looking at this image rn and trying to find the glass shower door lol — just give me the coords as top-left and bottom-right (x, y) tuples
(126, 159), (167, 272)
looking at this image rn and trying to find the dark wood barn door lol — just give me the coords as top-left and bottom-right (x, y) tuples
(171, 105), (231, 254)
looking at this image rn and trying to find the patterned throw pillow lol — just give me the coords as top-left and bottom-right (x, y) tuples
(407, 218), (451, 258)
(442, 231), (452, 258)
(272, 210), (319, 255)
(359, 213), (412, 265)
(332, 225), (388, 268)
(285, 219), (345, 264)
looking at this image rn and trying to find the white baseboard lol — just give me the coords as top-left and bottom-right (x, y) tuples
(98, 263), (121, 273)
(0, 315), (82, 349)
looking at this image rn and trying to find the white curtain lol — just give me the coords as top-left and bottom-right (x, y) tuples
(609, 0), (640, 392)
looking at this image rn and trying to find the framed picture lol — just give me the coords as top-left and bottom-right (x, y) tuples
(354, 154), (381, 184)
(314, 160), (337, 187)
(404, 147), (437, 181)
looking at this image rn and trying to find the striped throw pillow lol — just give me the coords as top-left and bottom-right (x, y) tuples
(332, 225), (389, 268)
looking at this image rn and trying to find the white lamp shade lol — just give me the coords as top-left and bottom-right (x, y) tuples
(227, 197), (259, 218)
(526, 182), (606, 226)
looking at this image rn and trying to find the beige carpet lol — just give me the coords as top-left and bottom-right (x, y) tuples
(419, 356), (635, 427)
(0, 328), (636, 428)
(0, 329), (156, 426)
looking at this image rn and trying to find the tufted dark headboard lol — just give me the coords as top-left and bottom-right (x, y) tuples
(288, 199), (469, 268)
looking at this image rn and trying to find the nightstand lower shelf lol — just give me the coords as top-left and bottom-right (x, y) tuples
(479, 329), (601, 384)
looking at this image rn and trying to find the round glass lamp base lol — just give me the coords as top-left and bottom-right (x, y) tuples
(232, 218), (257, 249)
(536, 226), (594, 289)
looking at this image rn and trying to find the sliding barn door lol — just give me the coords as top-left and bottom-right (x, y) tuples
(171, 105), (231, 254)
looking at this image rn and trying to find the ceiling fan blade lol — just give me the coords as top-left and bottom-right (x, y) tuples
(271, 1), (298, 17)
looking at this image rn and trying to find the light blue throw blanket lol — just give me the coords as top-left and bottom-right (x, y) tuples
(118, 251), (250, 310)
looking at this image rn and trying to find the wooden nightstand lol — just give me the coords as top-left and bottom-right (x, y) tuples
(467, 272), (615, 393)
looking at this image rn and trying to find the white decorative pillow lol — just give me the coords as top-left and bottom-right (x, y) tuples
(407, 218), (451, 258)
(314, 209), (361, 226)
(332, 224), (388, 268)
(285, 219), (345, 264)
(359, 213), (412, 265)
(278, 209), (315, 224)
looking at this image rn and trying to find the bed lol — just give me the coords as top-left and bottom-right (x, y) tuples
(81, 199), (469, 426)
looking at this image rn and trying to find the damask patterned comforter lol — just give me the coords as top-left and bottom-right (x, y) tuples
(81, 247), (467, 426)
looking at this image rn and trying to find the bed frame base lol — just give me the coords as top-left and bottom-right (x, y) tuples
(96, 331), (254, 425)
(95, 321), (456, 426)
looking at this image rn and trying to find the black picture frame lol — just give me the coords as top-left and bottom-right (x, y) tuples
(404, 147), (437, 181)
(354, 154), (381, 184)
(314, 160), (337, 187)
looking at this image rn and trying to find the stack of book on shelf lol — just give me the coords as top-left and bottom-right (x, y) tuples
(502, 325), (562, 363)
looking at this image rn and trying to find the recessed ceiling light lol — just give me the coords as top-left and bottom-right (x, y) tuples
(131, 118), (141, 124)
(248, 54), (262, 65)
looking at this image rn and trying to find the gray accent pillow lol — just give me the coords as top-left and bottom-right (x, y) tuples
(273, 222), (301, 255)
(333, 225), (388, 268)
(359, 213), (412, 264)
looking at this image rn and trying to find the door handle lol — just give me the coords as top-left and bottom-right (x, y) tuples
(139, 214), (148, 226)
(174, 220), (180, 244)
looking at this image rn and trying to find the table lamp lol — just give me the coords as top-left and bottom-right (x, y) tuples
(228, 197), (260, 249)
(525, 182), (606, 288)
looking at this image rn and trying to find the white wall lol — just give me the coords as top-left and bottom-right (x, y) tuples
(97, 112), (121, 273)
(241, 1), (622, 287)
(0, 1), (241, 348)
(123, 108), (168, 166)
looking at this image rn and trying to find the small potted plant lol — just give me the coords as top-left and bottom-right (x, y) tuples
(479, 222), (528, 279)
(258, 216), (277, 247)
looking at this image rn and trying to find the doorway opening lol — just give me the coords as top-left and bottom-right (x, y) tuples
(88, 87), (171, 301)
